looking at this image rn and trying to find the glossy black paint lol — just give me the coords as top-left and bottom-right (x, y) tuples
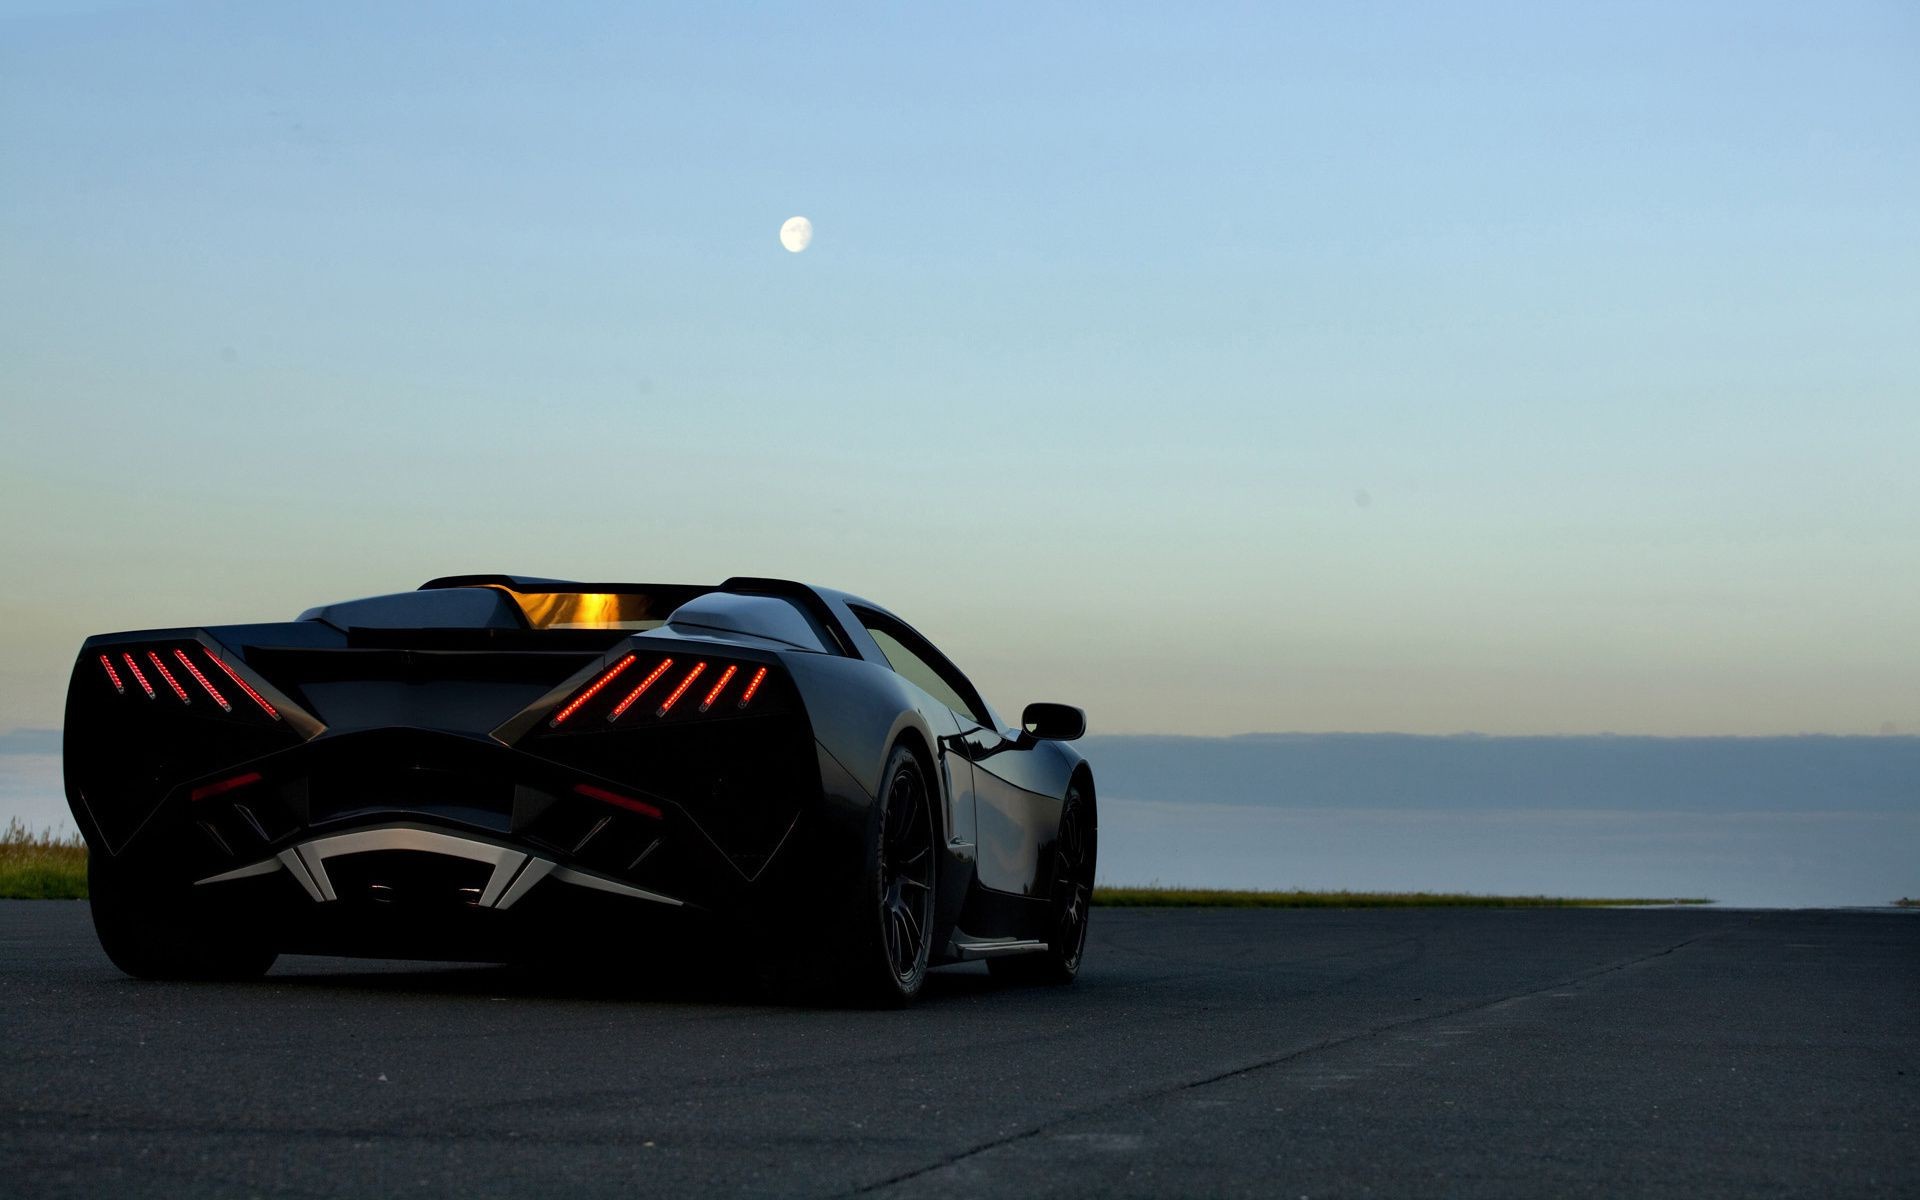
(63, 576), (1095, 971)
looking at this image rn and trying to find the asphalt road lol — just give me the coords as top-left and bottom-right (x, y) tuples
(2, 903), (1915, 1198)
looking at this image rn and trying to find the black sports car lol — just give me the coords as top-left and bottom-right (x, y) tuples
(63, 575), (1096, 1003)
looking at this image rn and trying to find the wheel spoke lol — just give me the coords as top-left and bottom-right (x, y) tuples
(1038, 797), (1093, 971)
(876, 757), (939, 983)
(890, 909), (914, 974)
(900, 785), (923, 840)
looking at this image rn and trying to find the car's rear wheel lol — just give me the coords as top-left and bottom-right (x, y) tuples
(990, 781), (1096, 986)
(836, 742), (937, 1006)
(89, 854), (278, 981)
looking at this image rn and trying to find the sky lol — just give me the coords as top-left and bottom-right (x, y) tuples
(1, 1), (1916, 738)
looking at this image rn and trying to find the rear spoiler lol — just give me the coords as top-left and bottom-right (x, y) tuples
(718, 577), (860, 658)
(419, 574), (713, 598)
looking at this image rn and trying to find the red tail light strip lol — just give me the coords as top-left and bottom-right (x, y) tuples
(655, 661), (707, 717)
(737, 666), (769, 709)
(609, 658), (674, 721)
(147, 651), (190, 703)
(204, 649), (281, 720)
(173, 649), (232, 712)
(98, 654), (125, 694)
(573, 782), (664, 820)
(121, 653), (156, 699)
(191, 771), (262, 802)
(698, 664), (739, 712)
(549, 654), (637, 727)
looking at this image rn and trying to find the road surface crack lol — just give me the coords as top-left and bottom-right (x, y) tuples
(839, 924), (1733, 1197)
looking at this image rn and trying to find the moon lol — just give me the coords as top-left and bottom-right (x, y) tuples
(779, 216), (812, 253)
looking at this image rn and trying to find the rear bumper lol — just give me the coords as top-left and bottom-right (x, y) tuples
(184, 819), (710, 964)
(67, 725), (856, 956)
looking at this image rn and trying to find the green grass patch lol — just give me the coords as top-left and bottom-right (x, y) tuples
(0, 819), (88, 900)
(1093, 886), (1712, 908)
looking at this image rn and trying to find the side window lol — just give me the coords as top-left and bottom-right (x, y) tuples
(854, 609), (991, 725)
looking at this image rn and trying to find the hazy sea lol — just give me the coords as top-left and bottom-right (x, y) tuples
(1085, 734), (1919, 908)
(1097, 799), (1915, 908)
(8, 732), (1915, 908)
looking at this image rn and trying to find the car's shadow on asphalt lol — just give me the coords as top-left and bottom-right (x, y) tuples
(251, 954), (1009, 1009)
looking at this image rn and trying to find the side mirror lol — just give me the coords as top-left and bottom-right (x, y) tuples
(1021, 702), (1086, 741)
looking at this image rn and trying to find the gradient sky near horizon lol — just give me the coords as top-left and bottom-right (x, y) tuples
(2, 1), (1915, 738)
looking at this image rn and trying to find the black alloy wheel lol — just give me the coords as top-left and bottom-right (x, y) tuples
(828, 742), (938, 1006)
(876, 746), (937, 995)
(991, 782), (1096, 986)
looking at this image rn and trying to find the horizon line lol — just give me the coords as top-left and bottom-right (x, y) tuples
(4, 725), (1918, 749)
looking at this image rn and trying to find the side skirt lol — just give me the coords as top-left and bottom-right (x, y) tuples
(947, 935), (1049, 961)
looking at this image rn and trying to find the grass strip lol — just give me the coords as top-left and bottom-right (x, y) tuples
(0, 820), (87, 900)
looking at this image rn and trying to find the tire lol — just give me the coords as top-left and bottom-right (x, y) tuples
(989, 781), (1096, 987)
(834, 742), (938, 1006)
(88, 854), (278, 981)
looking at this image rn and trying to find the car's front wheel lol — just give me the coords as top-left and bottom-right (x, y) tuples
(990, 781), (1096, 986)
(88, 854), (278, 981)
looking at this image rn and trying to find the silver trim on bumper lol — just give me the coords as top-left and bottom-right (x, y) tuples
(193, 824), (683, 910)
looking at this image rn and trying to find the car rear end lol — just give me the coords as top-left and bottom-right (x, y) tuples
(63, 584), (831, 964)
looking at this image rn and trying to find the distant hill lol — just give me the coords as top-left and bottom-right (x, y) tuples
(0, 729), (58, 756)
(1078, 734), (1920, 812)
